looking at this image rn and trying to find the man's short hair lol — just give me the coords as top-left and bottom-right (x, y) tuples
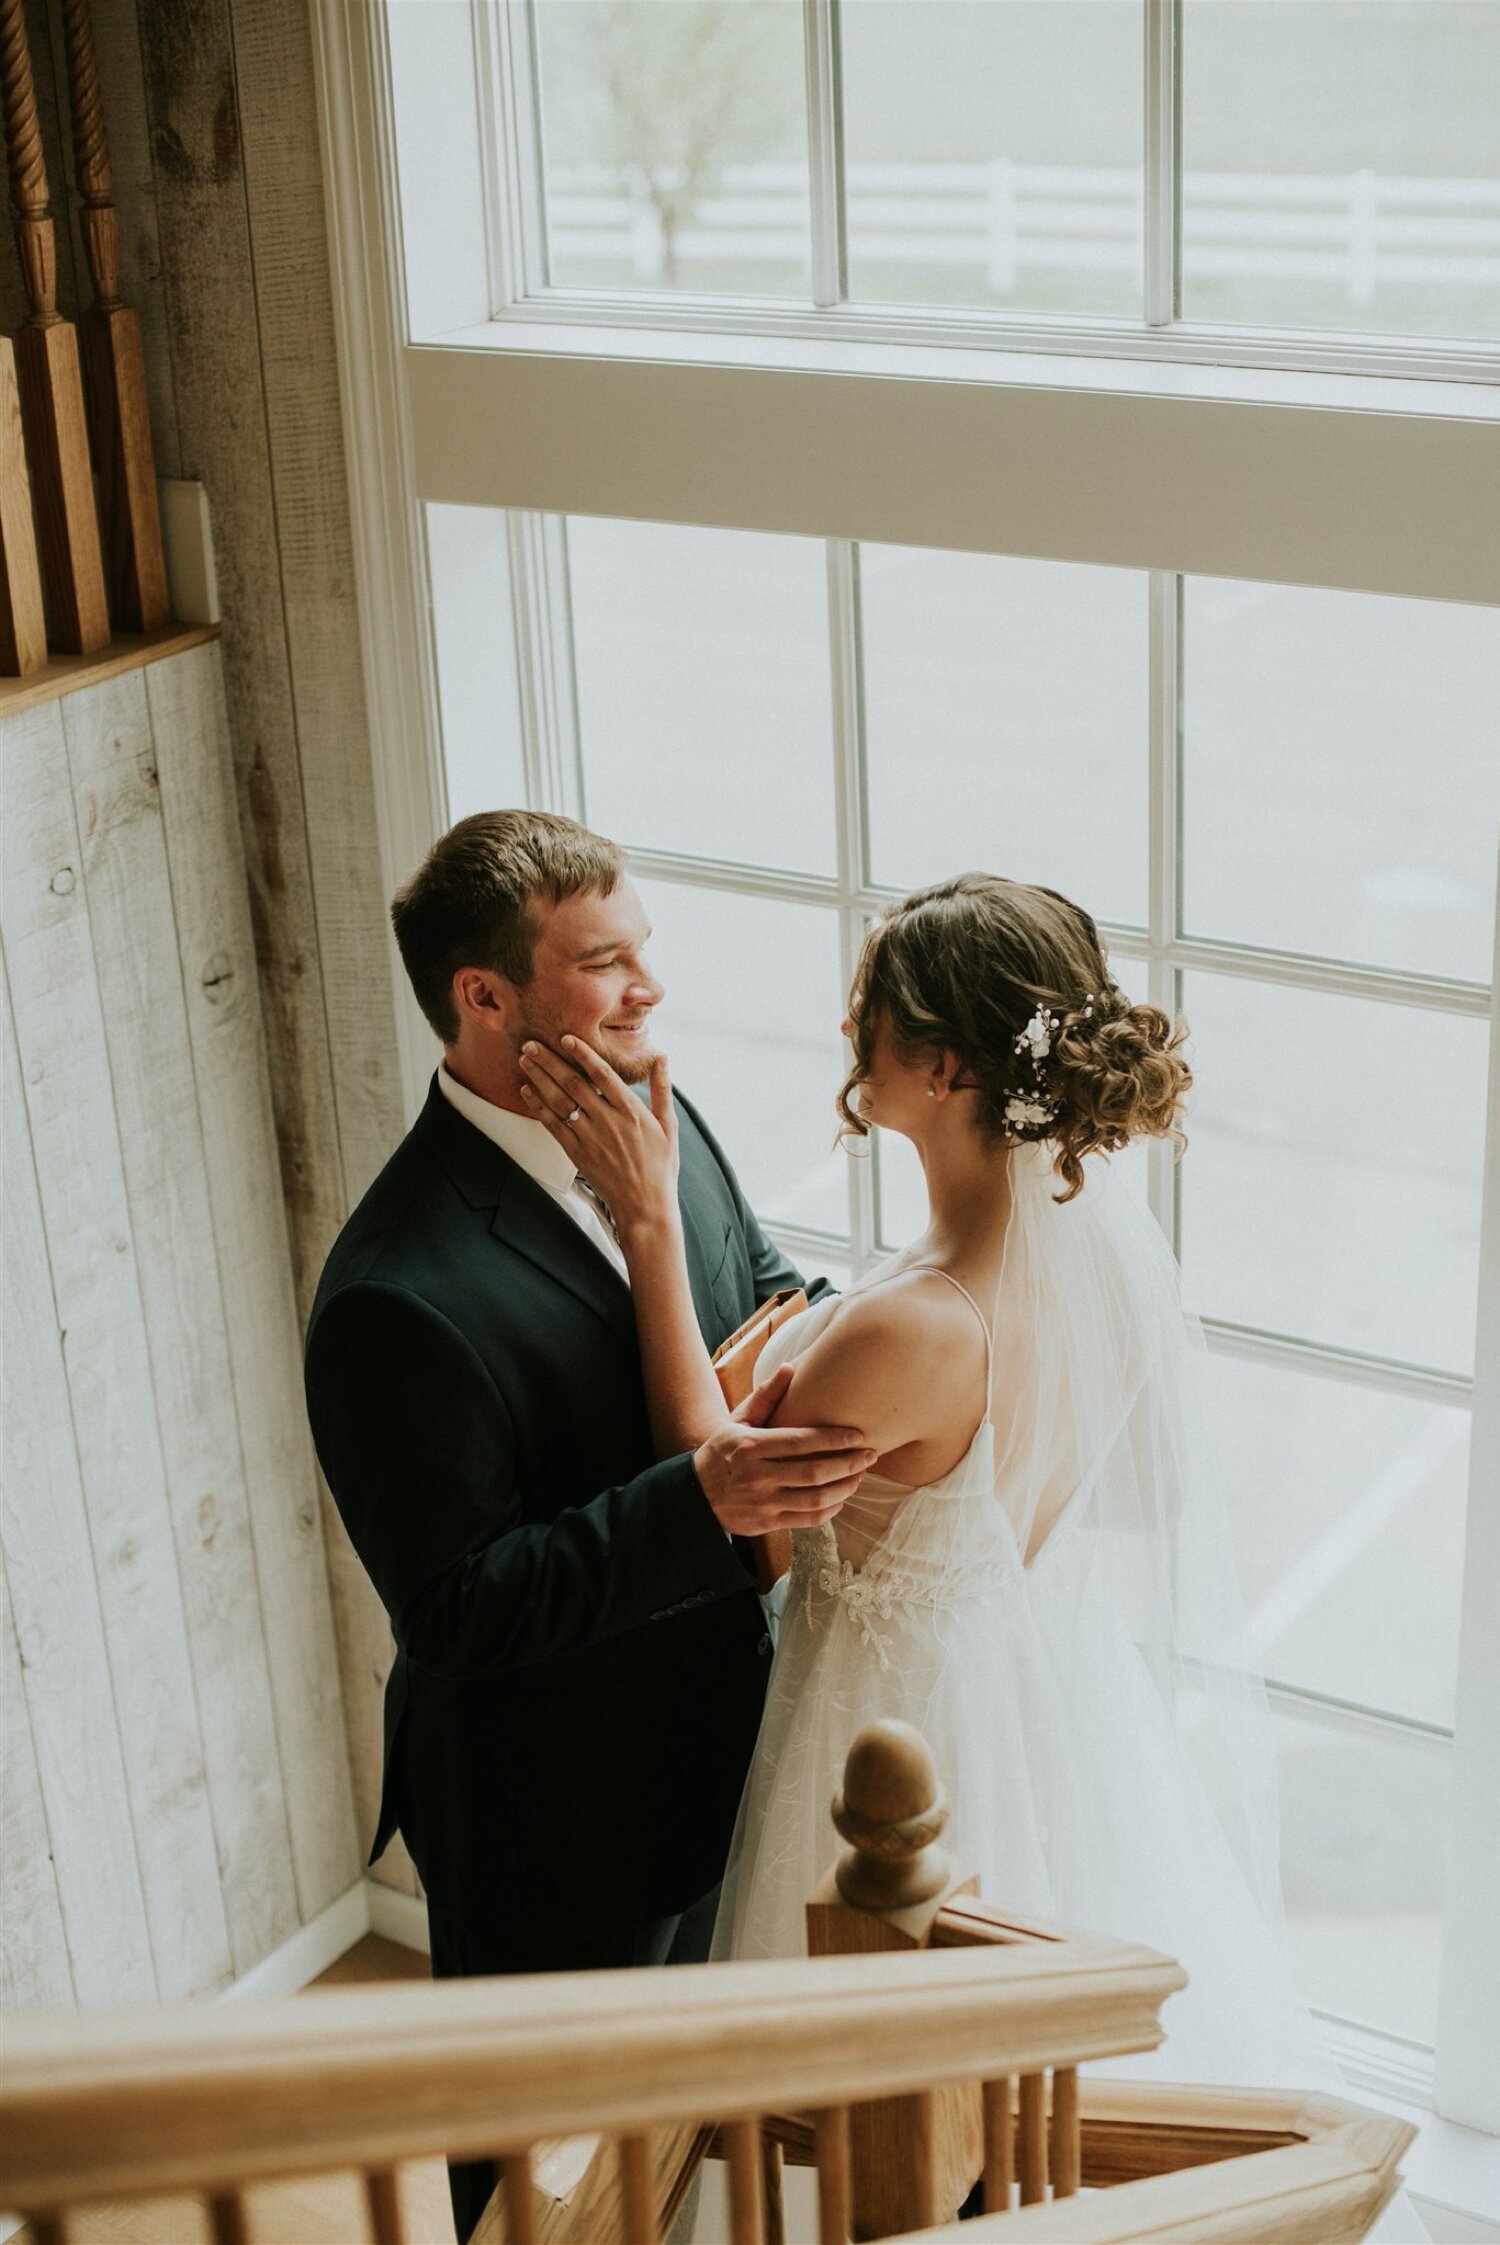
(391, 810), (625, 1044)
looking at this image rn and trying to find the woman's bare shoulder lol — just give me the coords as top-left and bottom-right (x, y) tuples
(773, 1269), (986, 1449)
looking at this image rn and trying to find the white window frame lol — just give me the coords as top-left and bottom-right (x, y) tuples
(310, 0), (1500, 2153)
(471, 0), (1498, 387)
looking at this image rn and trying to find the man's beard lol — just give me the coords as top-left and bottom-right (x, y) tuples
(515, 1003), (658, 1087)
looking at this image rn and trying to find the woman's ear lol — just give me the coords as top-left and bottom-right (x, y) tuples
(930, 1049), (962, 1100)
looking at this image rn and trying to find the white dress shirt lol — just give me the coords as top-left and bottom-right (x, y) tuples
(437, 1062), (630, 1286)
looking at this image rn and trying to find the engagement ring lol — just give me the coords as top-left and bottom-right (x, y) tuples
(564, 1105), (582, 1125)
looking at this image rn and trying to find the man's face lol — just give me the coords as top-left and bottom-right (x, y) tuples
(516, 879), (664, 1084)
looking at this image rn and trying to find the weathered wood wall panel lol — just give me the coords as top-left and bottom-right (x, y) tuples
(148, 644), (363, 1922)
(2, 0), (419, 1901)
(66, 665), (301, 1970)
(4, 691), (236, 1999)
(130, 0), (417, 1896)
(0, 647), (362, 2011)
(0, 1560), (75, 2011)
(1, 958), (157, 2008)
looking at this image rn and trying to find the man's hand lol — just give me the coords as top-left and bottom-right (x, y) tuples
(693, 1362), (876, 1536)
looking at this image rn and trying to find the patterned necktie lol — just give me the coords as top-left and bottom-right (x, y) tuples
(574, 1172), (620, 1249)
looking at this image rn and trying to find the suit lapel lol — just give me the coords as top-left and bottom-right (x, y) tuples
(678, 1156), (730, 1341)
(415, 1074), (726, 1349)
(489, 1163), (636, 1343)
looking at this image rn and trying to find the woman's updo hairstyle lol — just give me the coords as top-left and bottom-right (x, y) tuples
(836, 872), (1191, 1202)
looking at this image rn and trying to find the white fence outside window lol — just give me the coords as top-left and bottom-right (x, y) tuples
(548, 160), (1500, 306)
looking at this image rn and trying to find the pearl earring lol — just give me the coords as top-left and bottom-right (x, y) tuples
(926, 1086), (937, 1098)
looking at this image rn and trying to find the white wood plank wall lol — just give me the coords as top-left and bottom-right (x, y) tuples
(0, 0), (422, 1905)
(0, 647), (362, 2009)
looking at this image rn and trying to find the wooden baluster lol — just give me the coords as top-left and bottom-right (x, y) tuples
(760, 2131), (785, 2245)
(0, 331), (45, 673)
(206, 2192), (251, 2245)
(60, 0), (168, 632)
(500, 2151), (537, 2245)
(805, 1722), (981, 2233)
(660, 2122), (716, 2240)
(0, 0), (108, 653)
(901, 2091), (936, 2229)
(364, 2165), (408, 2245)
(982, 2074), (1013, 2213)
(1050, 2066), (1080, 2197)
(812, 2105), (851, 2245)
(1017, 2073), (1048, 2205)
(618, 2131), (656, 2245)
(722, 2117), (763, 2245)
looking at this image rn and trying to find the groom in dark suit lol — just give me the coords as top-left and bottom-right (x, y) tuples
(305, 810), (868, 2240)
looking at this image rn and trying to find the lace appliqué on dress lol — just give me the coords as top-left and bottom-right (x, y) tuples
(791, 1524), (1012, 1673)
(791, 1528), (901, 1665)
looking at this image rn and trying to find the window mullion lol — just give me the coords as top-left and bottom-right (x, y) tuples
(1434, 843), (1500, 2132)
(507, 513), (583, 819)
(479, 0), (549, 309)
(803, 0), (846, 308)
(827, 538), (873, 1269)
(1147, 570), (1180, 1244)
(1201, 1317), (1472, 1411)
(1143, 0), (1180, 327)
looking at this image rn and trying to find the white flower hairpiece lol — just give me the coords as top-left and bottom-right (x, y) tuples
(1005, 996), (1103, 1135)
(1007, 1006), (1061, 1131)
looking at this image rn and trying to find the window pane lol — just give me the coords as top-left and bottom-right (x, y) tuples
(1179, 970), (1488, 1375)
(1276, 1700), (1448, 2043)
(1209, 1353), (1469, 1730)
(428, 506), (527, 821)
(1181, 0), (1500, 340)
(841, 0), (1143, 318)
(568, 518), (836, 876)
(533, 0), (811, 298)
(1182, 580), (1500, 985)
(875, 955), (1152, 1250)
(861, 548), (1148, 925)
(633, 880), (847, 1233)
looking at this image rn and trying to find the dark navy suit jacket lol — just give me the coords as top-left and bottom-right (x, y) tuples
(304, 1074), (825, 1968)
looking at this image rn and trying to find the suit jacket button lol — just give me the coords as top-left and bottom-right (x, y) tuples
(757, 1633), (772, 1655)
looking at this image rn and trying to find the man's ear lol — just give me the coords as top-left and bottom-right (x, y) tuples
(451, 966), (514, 1038)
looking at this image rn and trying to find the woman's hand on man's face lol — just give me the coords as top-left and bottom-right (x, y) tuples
(518, 1034), (680, 1235)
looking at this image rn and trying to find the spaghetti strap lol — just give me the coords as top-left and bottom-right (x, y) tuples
(842, 1261), (994, 1416)
(915, 1267), (995, 1393)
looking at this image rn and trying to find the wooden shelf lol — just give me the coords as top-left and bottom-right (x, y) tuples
(0, 622), (219, 715)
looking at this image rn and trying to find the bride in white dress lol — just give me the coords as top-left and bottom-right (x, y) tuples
(517, 870), (1423, 2235)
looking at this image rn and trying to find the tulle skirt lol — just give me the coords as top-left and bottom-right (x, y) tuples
(719, 1521), (1339, 2096)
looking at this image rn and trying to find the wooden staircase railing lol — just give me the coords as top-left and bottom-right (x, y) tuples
(0, 0), (168, 678)
(0, 1722), (1414, 2245)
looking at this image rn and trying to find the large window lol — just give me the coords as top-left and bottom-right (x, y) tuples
(320, 0), (1500, 2147)
(492, 0), (1499, 358)
(430, 508), (1496, 2051)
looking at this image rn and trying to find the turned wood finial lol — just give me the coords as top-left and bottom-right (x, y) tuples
(60, 0), (119, 305)
(831, 1719), (952, 1910)
(0, 0), (58, 319)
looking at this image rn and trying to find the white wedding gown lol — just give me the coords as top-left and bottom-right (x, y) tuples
(711, 1143), (1426, 2238)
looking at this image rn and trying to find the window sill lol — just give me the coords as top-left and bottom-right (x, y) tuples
(403, 331), (1500, 605)
(422, 315), (1500, 424)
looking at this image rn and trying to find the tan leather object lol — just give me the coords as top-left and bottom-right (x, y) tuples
(710, 1287), (808, 1407)
(711, 1287), (808, 1593)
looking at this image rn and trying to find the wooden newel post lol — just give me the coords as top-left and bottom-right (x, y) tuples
(805, 1722), (983, 2239)
(61, 0), (168, 632)
(0, 0), (108, 653)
